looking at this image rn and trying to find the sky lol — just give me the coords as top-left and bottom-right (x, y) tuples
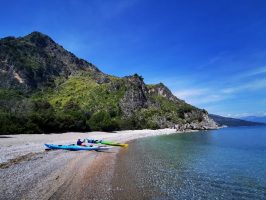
(0, 0), (266, 117)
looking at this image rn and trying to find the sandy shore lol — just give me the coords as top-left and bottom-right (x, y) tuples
(0, 128), (180, 200)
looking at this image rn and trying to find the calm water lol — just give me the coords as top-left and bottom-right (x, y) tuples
(112, 126), (266, 200)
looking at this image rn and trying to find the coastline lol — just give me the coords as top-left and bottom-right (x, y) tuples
(0, 128), (186, 199)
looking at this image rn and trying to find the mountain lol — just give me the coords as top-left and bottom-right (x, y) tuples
(0, 32), (218, 134)
(240, 116), (266, 123)
(209, 114), (265, 127)
(0, 31), (108, 91)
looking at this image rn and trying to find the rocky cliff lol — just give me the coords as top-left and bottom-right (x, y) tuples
(0, 32), (218, 134)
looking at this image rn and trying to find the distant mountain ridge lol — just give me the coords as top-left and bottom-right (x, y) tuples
(240, 116), (266, 123)
(0, 32), (218, 134)
(209, 114), (265, 127)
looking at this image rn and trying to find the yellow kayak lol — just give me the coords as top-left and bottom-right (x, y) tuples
(87, 139), (128, 147)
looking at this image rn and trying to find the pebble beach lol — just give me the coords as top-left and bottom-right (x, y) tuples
(0, 129), (180, 200)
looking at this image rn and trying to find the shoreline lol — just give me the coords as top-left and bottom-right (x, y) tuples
(0, 128), (198, 164)
(1, 128), (189, 199)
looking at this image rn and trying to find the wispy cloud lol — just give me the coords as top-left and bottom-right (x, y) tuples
(192, 94), (230, 104)
(197, 51), (227, 69)
(222, 78), (266, 94)
(173, 88), (208, 99)
(174, 87), (230, 106)
(238, 66), (266, 78)
(226, 66), (266, 83)
(173, 75), (266, 109)
(222, 112), (266, 118)
(153, 66), (266, 116)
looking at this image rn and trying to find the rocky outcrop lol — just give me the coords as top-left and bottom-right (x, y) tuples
(119, 75), (150, 117)
(180, 114), (218, 130)
(118, 74), (218, 130)
(148, 82), (184, 104)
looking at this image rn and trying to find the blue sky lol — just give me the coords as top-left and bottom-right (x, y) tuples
(0, 0), (266, 117)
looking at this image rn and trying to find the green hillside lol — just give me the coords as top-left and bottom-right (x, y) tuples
(0, 32), (218, 134)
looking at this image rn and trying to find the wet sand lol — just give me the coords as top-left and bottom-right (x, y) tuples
(111, 140), (165, 200)
(0, 129), (179, 200)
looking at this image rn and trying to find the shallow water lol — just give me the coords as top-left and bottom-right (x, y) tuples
(112, 126), (266, 200)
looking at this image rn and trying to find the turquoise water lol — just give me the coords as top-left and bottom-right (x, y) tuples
(112, 126), (266, 199)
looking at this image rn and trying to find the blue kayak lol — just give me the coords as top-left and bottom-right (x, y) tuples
(44, 144), (110, 151)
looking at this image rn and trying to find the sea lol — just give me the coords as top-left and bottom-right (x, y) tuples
(111, 126), (266, 200)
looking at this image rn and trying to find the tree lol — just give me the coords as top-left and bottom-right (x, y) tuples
(88, 111), (118, 132)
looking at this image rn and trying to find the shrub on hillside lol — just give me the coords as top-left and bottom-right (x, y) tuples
(177, 104), (194, 119)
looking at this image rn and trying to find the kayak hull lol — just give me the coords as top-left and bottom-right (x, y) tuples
(44, 144), (110, 151)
